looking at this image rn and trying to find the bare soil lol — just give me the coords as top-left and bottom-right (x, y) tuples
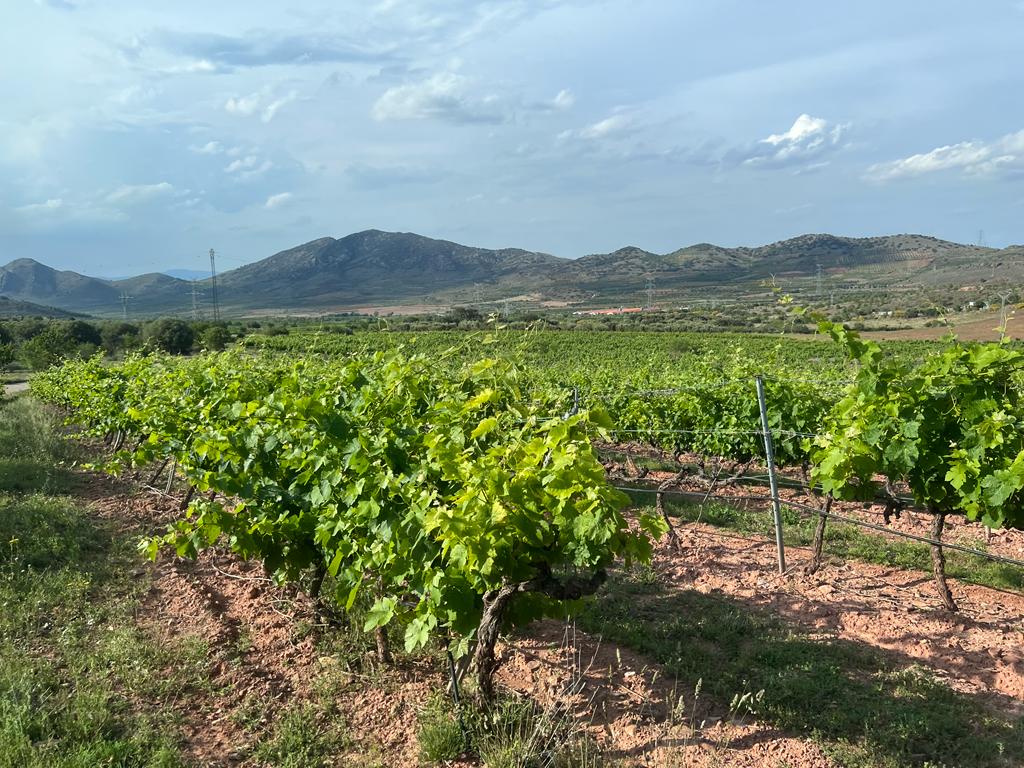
(862, 311), (1024, 341)
(77, 468), (1024, 767)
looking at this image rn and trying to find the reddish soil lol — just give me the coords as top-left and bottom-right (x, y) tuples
(75, 467), (1024, 767)
(605, 446), (1024, 562)
(862, 311), (1024, 342)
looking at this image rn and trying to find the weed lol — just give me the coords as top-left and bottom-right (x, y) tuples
(252, 703), (349, 768)
(417, 693), (466, 763)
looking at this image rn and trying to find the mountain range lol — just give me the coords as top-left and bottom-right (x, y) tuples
(1, 230), (1021, 317)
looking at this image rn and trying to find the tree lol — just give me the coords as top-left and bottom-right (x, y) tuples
(64, 321), (102, 347)
(447, 307), (482, 323)
(100, 322), (142, 355)
(19, 326), (78, 370)
(144, 319), (194, 355)
(200, 325), (232, 351)
(0, 323), (13, 372)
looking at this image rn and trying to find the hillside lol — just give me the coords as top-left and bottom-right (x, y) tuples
(0, 295), (78, 318)
(215, 230), (564, 309)
(1, 230), (1017, 316)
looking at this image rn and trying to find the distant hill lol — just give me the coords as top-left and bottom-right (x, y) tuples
(215, 230), (563, 309)
(162, 268), (212, 281)
(0, 295), (79, 319)
(1, 230), (1018, 316)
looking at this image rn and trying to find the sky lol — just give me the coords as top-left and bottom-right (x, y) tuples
(2, 0), (1023, 276)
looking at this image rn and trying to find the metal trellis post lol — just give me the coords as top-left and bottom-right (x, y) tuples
(755, 375), (786, 574)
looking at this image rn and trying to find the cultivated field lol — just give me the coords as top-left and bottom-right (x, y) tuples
(5, 327), (1024, 767)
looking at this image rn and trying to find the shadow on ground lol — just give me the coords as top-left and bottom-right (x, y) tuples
(579, 574), (1024, 767)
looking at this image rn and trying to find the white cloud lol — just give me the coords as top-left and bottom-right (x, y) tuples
(579, 114), (631, 139)
(371, 71), (503, 124)
(225, 93), (262, 117)
(741, 114), (846, 168)
(106, 182), (174, 204)
(111, 84), (162, 106)
(559, 112), (635, 142)
(264, 192), (293, 209)
(551, 89), (575, 110)
(15, 198), (64, 214)
(261, 91), (299, 123)
(225, 88), (299, 123)
(224, 155), (273, 179)
(866, 129), (1024, 181)
(190, 140), (223, 155)
(163, 59), (226, 75)
(225, 156), (261, 173)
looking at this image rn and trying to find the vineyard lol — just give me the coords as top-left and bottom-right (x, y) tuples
(16, 324), (1024, 766)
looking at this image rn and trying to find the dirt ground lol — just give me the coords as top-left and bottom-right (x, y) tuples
(78, 468), (1024, 767)
(862, 311), (1023, 341)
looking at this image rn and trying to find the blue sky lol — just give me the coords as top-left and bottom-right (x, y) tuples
(2, 0), (1023, 276)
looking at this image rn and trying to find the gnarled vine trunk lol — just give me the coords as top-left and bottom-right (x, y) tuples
(375, 627), (392, 663)
(473, 569), (608, 703)
(929, 507), (958, 611)
(656, 469), (687, 553)
(807, 493), (832, 574)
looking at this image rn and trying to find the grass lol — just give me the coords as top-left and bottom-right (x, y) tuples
(0, 397), (210, 767)
(0, 396), (76, 493)
(416, 693), (466, 763)
(578, 570), (1024, 768)
(251, 703), (350, 768)
(0, 397), (388, 766)
(632, 492), (1024, 593)
(0, 370), (31, 384)
(416, 691), (610, 768)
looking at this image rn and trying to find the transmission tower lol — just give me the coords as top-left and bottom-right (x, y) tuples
(119, 292), (132, 320)
(208, 249), (221, 321)
(977, 230), (987, 248)
(190, 282), (201, 321)
(815, 263), (823, 296)
(645, 277), (655, 310)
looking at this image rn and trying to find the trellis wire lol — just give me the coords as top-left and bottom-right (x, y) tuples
(614, 484), (1024, 572)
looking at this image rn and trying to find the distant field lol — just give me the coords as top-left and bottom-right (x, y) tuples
(864, 310), (1023, 341)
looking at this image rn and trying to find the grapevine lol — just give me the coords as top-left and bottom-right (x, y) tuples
(34, 347), (665, 699)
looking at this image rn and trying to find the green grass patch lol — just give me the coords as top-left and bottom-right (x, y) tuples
(578, 572), (1024, 768)
(416, 690), (609, 767)
(251, 703), (350, 768)
(0, 491), (208, 766)
(0, 397), (211, 767)
(0, 397), (75, 493)
(635, 493), (1024, 593)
